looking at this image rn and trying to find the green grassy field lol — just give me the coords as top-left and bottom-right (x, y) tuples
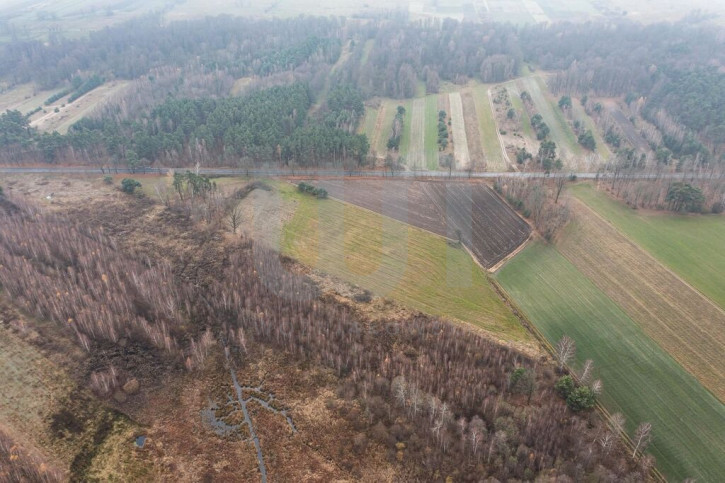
(425, 94), (440, 170)
(359, 105), (379, 139)
(360, 39), (374, 66)
(280, 184), (532, 345)
(472, 84), (505, 170)
(496, 242), (725, 482)
(572, 184), (725, 310)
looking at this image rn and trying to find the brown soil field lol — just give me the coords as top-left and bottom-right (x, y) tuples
(461, 91), (485, 171)
(559, 198), (725, 401)
(310, 179), (531, 268)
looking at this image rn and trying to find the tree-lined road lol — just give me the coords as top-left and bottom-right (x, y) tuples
(1, 165), (716, 181)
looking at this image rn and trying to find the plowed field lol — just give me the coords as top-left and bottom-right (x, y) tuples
(309, 180), (530, 268)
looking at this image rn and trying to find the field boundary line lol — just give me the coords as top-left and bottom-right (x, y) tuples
(572, 194), (725, 318)
(488, 233), (532, 273)
(490, 276), (667, 483)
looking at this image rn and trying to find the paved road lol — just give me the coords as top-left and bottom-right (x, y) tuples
(0, 165), (715, 181)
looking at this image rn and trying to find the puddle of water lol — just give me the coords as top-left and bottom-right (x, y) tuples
(135, 435), (146, 448)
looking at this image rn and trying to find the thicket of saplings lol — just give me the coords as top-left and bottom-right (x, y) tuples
(0, 184), (652, 481)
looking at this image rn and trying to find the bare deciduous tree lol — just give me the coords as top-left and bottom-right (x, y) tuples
(556, 335), (576, 370)
(591, 379), (603, 395)
(610, 412), (626, 434)
(392, 376), (407, 409)
(580, 359), (594, 383)
(228, 206), (243, 234)
(632, 422), (652, 458)
(598, 431), (614, 454)
(555, 174), (567, 203)
(469, 416), (485, 456)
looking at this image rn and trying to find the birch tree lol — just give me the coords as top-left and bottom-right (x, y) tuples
(632, 422), (652, 458)
(556, 335), (576, 370)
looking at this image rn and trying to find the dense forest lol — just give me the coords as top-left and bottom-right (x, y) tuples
(0, 14), (723, 166)
(0, 15), (343, 88)
(0, 83), (369, 167)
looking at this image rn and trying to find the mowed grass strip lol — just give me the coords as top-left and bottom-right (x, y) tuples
(448, 92), (471, 170)
(572, 183), (725, 310)
(506, 84), (534, 139)
(496, 242), (725, 482)
(280, 185), (531, 344)
(560, 199), (725, 400)
(398, 99), (415, 163)
(360, 39), (374, 66)
(359, 104), (379, 138)
(373, 101), (396, 154)
(519, 75), (581, 158)
(408, 98), (427, 169)
(571, 97), (611, 160)
(472, 84), (505, 170)
(424, 94), (440, 170)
